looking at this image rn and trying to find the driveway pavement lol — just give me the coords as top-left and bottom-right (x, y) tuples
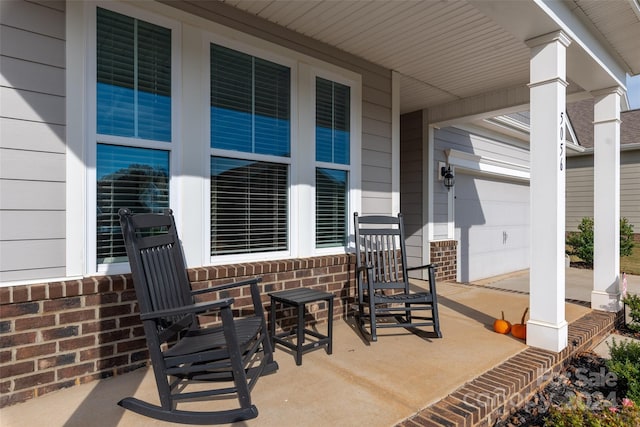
(471, 267), (640, 302)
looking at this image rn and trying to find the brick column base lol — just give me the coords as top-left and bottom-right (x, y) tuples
(430, 240), (457, 282)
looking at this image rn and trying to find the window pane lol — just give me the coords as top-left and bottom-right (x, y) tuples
(211, 44), (290, 156)
(316, 168), (347, 248)
(97, 8), (171, 142)
(137, 20), (172, 141)
(316, 78), (350, 164)
(211, 157), (288, 255)
(210, 45), (252, 152)
(97, 8), (135, 138)
(254, 58), (290, 157)
(97, 144), (170, 264)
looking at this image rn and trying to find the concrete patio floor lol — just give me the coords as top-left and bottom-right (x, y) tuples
(2, 268), (637, 427)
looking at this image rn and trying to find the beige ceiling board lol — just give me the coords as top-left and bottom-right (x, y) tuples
(399, 75), (457, 114)
(219, 0), (636, 116)
(571, 0), (640, 74)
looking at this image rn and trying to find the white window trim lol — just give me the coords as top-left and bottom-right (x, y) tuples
(203, 32), (298, 266)
(68, 0), (363, 277)
(84, 1), (182, 275)
(309, 67), (362, 256)
(202, 30), (361, 264)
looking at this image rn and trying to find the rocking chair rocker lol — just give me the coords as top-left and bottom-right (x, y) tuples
(354, 213), (443, 341)
(118, 208), (277, 424)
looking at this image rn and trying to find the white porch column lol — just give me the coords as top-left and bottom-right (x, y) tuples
(591, 87), (623, 312)
(526, 31), (571, 352)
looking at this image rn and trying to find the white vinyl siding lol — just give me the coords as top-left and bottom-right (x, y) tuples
(0, 0), (66, 283)
(433, 126), (529, 240)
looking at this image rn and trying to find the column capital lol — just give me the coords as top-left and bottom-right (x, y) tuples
(528, 77), (568, 90)
(525, 30), (572, 49)
(590, 86), (625, 99)
(593, 87), (622, 123)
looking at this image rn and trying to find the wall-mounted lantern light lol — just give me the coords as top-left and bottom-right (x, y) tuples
(441, 165), (455, 190)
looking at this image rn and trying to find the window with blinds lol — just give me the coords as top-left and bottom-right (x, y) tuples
(316, 78), (350, 165)
(210, 44), (290, 157)
(316, 77), (350, 247)
(97, 7), (171, 142)
(96, 144), (169, 264)
(210, 44), (291, 256)
(211, 157), (288, 255)
(316, 168), (348, 247)
(96, 7), (172, 266)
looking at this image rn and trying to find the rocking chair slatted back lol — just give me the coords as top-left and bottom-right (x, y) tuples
(354, 212), (442, 341)
(117, 208), (278, 424)
(120, 210), (193, 331)
(356, 216), (407, 291)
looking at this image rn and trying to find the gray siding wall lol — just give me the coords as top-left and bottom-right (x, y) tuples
(433, 126), (529, 240)
(566, 155), (594, 231)
(0, 0), (393, 284)
(621, 151), (640, 230)
(0, 0), (66, 282)
(400, 111), (425, 269)
(167, 1), (394, 216)
(566, 150), (640, 232)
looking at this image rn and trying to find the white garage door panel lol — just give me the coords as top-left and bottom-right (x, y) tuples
(455, 173), (529, 282)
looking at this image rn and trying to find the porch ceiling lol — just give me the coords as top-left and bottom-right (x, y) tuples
(222, 0), (640, 115)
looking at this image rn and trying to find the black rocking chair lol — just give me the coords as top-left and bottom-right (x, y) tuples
(118, 208), (278, 424)
(354, 213), (442, 341)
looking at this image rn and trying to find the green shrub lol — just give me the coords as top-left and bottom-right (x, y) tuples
(620, 218), (635, 258)
(606, 338), (640, 402)
(566, 217), (636, 267)
(566, 217), (595, 265)
(546, 396), (640, 427)
(624, 293), (640, 332)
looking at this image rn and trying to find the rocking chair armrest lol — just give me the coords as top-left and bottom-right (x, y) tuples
(356, 265), (372, 274)
(406, 263), (438, 272)
(139, 298), (235, 321)
(406, 263), (438, 271)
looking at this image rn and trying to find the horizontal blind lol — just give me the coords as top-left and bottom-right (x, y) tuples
(316, 168), (348, 247)
(97, 7), (171, 142)
(211, 44), (290, 157)
(97, 144), (170, 264)
(316, 77), (350, 248)
(211, 157), (288, 255)
(316, 77), (350, 164)
(210, 45), (252, 152)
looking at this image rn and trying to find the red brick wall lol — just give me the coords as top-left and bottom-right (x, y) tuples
(430, 240), (457, 282)
(0, 254), (356, 408)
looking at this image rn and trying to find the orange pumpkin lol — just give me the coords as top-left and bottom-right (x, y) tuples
(511, 307), (529, 340)
(493, 311), (512, 334)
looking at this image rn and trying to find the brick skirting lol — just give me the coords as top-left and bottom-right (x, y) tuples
(0, 254), (356, 408)
(397, 309), (624, 427)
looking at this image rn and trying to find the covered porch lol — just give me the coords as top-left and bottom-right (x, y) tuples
(2, 0), (639, 419)
(4, 270), (634, 427)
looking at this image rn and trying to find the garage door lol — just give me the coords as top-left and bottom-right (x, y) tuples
(455, 172), (529, 282)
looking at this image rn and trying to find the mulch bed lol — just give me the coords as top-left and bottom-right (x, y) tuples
(493, 262), (638, 425)
(494, 352), (617, 426)
(494, 325), (638, 427)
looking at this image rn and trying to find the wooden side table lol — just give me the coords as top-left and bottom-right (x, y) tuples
(269, 288), (334, 366)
